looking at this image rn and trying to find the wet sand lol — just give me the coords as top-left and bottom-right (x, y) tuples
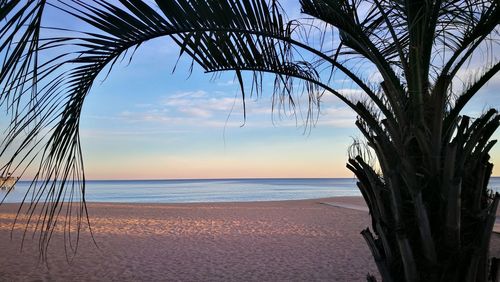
(0, 197), (498, 281)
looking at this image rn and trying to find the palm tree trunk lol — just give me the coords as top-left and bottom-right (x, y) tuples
(347, 111), (500, 282)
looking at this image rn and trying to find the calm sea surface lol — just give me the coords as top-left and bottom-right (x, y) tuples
(2, 177), (500, 204)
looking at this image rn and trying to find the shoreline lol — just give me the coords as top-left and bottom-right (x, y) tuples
(0, 195), (363, 205)
(0, 178), (363, 204)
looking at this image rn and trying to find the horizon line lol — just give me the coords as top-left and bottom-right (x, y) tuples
(18, 176), (500, 182)
(18, 176), (356, 182)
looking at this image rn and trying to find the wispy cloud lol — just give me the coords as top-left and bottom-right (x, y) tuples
(317, 106), (357, 128)
(80, 128), (190, 139)
(319, 88), (368, 105)
(217, 80), (235, 86)
(112, 89), (361, 130)
(119, 110), (245, 128)
(117, 90), (247, 128)
(178, 107), (213, 118)
(163, 90), (238, 112)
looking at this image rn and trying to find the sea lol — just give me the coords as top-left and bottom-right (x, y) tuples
(1, 177), (500, 204)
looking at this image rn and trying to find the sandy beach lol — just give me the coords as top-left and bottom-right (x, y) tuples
(0, 197), (499, 281)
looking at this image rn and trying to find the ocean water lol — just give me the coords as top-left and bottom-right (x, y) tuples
(1, 177), (500, 204)
(1, 178), (359, 203)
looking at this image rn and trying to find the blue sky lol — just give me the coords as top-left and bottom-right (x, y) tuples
(8, 1), (500, 180)
(77, 34), (500, 179)
(78, 36), (361, 179)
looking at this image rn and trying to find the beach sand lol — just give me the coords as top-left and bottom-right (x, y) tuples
(0, 197), (499, 281)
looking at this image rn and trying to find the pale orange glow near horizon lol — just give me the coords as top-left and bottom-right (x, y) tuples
(17, 131), (500, 181)
(80, 149), (354, 180)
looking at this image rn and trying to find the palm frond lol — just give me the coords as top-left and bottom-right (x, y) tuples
(1, 0), (177, 257)
(0, 0), (45, 120)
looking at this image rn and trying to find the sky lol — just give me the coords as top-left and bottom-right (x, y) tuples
(8, 1), (500, 180)
(76, 42), (500, 180)
(78, 37), (360, 179)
